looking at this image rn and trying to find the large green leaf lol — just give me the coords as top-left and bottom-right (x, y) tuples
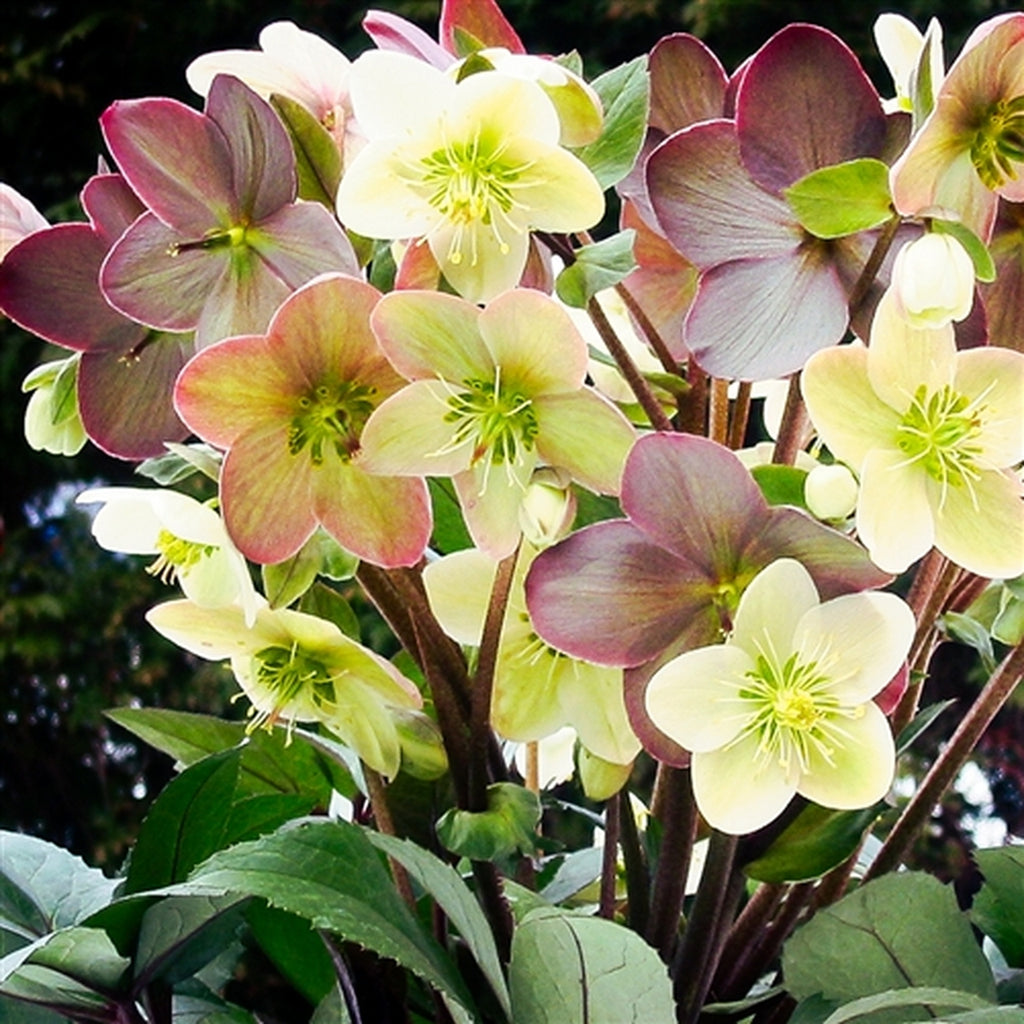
(783, 159), (892, 239)
(183, 821), (477, 1018)
(818, 988), (994, 1024)
(508, 907), (675, 1023)
(573, 57), (649, 189)
(436, 783), (541, 861)
(783, 873), (997, 1023)
(555, 230), (637, 309)
(973, 847), (1024, 968)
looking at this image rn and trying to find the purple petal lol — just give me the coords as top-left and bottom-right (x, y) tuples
(0, 223), (143, 353)
(194, 250), (291, 347)
(685, 250), (849, 380)
(78, 335), (192, 459)
(737, 25), (887, 194)
(362, 9), (453, 68)
(249, 202), (360, 287)
(101, 97), (236, 231)
(525, 519), (715, 668)
(206, 75), (296, 221)
(648, 34), (727, 135)
(648, 120), (800, 269)
(80, 174), (145, 244)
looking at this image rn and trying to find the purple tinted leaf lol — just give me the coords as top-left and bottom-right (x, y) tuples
(737, 25), (887, 195)
(648, 34), (727, 135)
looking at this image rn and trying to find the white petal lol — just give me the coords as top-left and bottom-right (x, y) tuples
(422, 548), (497, 646)
(731, 559), (819, 662)
(77, 487), (162, 554)
(955, 347), (1024, 469)
(559, 664), (641, 765)
(348, 49), (450, 139)
(146, 599), (278, 660)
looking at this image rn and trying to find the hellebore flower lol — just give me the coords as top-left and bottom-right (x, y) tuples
(0, 184), (48, 260)
(358, 288), (636, 558)
(890, 232), (975, 328)
(423, 543), (641, 766)
(645, 558), (913, 834)
(336, 50), (604, 304)
(0, 174), (192, 458)
(146, 599), (421, 777)
(891, 13), (1024, 240)
(100, 74), (358, 348)
(802, 289), (1024, 579)
(186, 21), (365, 168)
(647, 25), (896, 380)
(22, 357), (87, 457)
(76, 486), (258, 625)
(174, 273), (432, 567)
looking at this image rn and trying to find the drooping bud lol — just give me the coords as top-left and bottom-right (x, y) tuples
(804, 463), (859, 521)
(518, 467), (575, 548)
(891, 234), (975, 328)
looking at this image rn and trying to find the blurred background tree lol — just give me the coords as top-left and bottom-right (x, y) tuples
(1, 0), (1020, 870)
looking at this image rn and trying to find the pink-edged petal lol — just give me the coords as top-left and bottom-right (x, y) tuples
(478, 289), (588, 393)
(100, 97), (236, 231)
(737, 25), (886, 194)
(932, 469), (1024, 579)
(454, 456), (536, 560)
(220, 425), (319, 563)
(361, 10), (453, 69)
(248, 202), (360, 287)
(193, 255), (291, 349)
(174, 333), (296, 447)
(648, 33), (728, 135)
(621, 433), (766, 577)
(954, 347), (1024, 467)
(856, 447), (934, 575)
(684, 250), (849, 381)
(100, 213), (222, 332)
(802, 344), (899, 470)
(646, 644), (756, 752)
(313, 461), (431, 568)
(797, 703), (895, 810)
(80, 174), (145, 244)
(206, 75), (295, 221)
(731, 558), (819, 662)
(371, 290), (491, 383)
(358, 381), (476, 477)
(526, 519), (718, 667)
(648, 120), (800, 268)
(0, 223), (143, 353)
(440, 0), (525, 55)
(982, 201), (1024, 351)
(533, 390), (636, 493)
(693, 735), (797, 834)
(79, 339), (191, 459)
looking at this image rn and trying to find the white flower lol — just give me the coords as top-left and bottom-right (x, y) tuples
(873, 13), (944, 115)
(891, 233), (975, 328)
(645, 559), (913, 835)
(76, 486), (259, 625)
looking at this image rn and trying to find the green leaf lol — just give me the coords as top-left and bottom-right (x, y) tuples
(185, 820), (477, 1017)
(784, 159), (893, 239)
(539, 847), (603, 905)
(972, 847), (1024, 968)
(744, 801), (885, 884)
(783, 873), (997, 1021)
(49, 357), (79, 428)
(750, 464), (809, 509)
(436, 783), (541, 861)
(429, 477), (473, 554)
(316, 534), (359, 581)
(909, 19), (942, 131)
(572, 487), (621, 529)
(136, 443), (221, 485)
(368, 832), (512, 1019)
(572, 57), (649, 189)
(931, 219), (997, 283)
(299, 583), (361, 641)
(942, 612), (996, 673)
(509, 907), (675, 1023)
(246, 902), (335, 1005)
(172, 983), (257, 1024)
(312, 984), (353, 1024)
(262, 535), (323, 609)
(820, 987), (993, 1024)
(270, 94), (342, 209)
(992, 589), (1024, 646)
(895, 700), (956, 755)
(555, 230), (637, 308)
(0, 994), (68, 1024)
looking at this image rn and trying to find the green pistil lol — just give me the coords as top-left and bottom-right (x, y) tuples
(288, 380), (377, 465)
(168, 224), (249, 257)
(146, 529), (216, 585)
(248, 643), (333, 734)
(444, 370), (538, 467)
(895, 383), (983, 490)
(970, 95), (1024, 191)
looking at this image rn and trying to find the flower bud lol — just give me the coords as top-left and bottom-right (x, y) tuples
(804, 463), (859, 521)
(518, 467), (576, 548)
(891, 234), (974, 328)
(394, 709), (449, 781)
(577, 746), (632, 801)
(22, 357), (87, 456)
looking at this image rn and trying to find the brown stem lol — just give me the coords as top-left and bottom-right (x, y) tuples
(771, 374), (808, 466)
(728, 381), (753, 450)
(599, 795), (621, 920)
(365, 766), (415, 908)
(679, 359), (709, 435)
(713, 882), (787, 995)
(865, 641), (1024, 881)
(708, 377), (730, 446)
(587, 295), (675, 432)
(847, 213), (902, 320)
(619, 789), (651, 935)
(614, 280), (680, 377)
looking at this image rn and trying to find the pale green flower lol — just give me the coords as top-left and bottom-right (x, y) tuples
(645, 559), (913, 835)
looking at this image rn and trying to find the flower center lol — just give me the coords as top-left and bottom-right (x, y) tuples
(288, 380), (378, 465)
(442, 367), (538, 469)
(146, 528), (216, 585)
(895, 383), (984, 495)
(970, 95), (1024, 191)
(246, 643), (334, 735)
(168, 224), (249, 257)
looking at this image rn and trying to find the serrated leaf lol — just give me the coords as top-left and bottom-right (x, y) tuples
(509, 907), (675, 1024)
(270, 94), (342, 209)
(744, 801), (885, 884)
(436, 783), (541, 861)
(820, 987), (992, 1024)
(783, 873), (997, 1020)
(555, 230), (637, 308)
(368, 832), (511, 1019)
(573, 57), (649, 189)
(750, 464), (809, 509)
(973, 847), (1024, 968)
(184, 821), (476, 1017)
(784, 159), (892, 239)
(931, 220), (997, 283)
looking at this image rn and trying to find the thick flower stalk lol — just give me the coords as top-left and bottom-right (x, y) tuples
(645, 558), (914, 834)
(802, 288), (1024, 578)
(336, 50), (605, 303)
(174, 273), (432, 567)
(359, 287), (636, 558)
